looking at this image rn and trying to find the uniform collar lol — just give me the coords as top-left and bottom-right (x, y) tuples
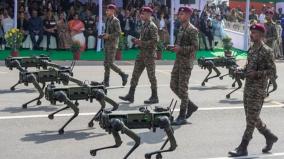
(143, 19), (151, 26)
(252, 41), (264, 50)
(181, 21), (189, 29)
(107, 15), (114, 21)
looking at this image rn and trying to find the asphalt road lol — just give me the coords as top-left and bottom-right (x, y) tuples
(0, 60), (283, 159)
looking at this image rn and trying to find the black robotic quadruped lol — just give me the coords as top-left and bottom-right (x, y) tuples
(90, 99), (178, 159)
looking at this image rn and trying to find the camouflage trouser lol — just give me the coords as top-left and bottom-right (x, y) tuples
(242, 92), (266, 141)
(266, 40), (275, 49)
(130, 56), (157, 89)
(266, 40), (278, 57)
(170, 62), (192, 111)
(104, 47), (124, 79)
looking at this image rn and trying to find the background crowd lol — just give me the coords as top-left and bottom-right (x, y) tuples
(0, 0), (283, 58)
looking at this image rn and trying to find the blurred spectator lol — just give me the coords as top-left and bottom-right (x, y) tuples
(83, 8), (97, 49)
(133, 10), (142, 38)
(2, 9), (13, 34)
(28, 9), (43, 50)
(17, 11), (29, 42)
(68, 12), (86, 50)
(249, 9), (258, 22)
(0, 11), (4, 50)
(259, 10), (266, 24)
(67, 6), (76, 21)
(212, 14), (226, 47)
(157, 12), (169, 45)
(281, 17), (284, 57)
(200, 13), (214, 51)
(190, 9), (200, 28)
(121, 9), (134, 49)
(43, 10), (57, 50)
(56, 11), (72, 49)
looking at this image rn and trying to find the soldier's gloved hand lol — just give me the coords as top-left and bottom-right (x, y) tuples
(172, 45), (181, 53)
(246, 70), (258, 79)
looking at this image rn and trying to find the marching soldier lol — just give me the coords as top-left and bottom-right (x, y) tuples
(119, 6), (159, 104)
(170, 7), (199, 125)
(229, 23), (278, 157)
(100, 4), (128, 87)
(264, 9), (278, 57)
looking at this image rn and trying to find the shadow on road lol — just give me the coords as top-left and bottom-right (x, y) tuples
(190, 85), (229, 91)
(0, 88), (36, 94)
(219, 99), (243, 105)
(21, 128), (106, 144)
(125, 123), (186, 147)
(0, 105), (59, 113)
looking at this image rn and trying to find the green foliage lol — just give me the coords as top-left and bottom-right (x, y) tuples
(4, 28), (24, 50)
(70, 41), (81, 53)
(118, 32), (125, 50)
(222, 36), (233, 52)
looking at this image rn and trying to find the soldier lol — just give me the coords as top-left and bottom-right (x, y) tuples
(100, 4), (128, 87)
(119, 6), (159, 104)
(229, 23), (278, 157)
(170, 7), (199, 125)
(264, 9), (278, 57)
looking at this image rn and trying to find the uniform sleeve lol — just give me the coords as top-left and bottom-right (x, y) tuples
(179, 28), (199, 56)
(140, 24), (159, 49)
(108, 19), (121, 40)
(272, 24), (278, 40)
(257, 49), (277, 79)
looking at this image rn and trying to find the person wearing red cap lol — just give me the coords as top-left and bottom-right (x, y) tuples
(264, 9), (278, 50)
(119, 6), (159, 104)
(169, 6), (199, 125)
(228, 23), (278, 157)
(100, 4), (128, 87)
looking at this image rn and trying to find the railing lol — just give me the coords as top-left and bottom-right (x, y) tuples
(224, 21), (245, 33)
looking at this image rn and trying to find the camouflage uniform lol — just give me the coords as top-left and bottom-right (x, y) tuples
(264, 21), (278, 51)
(242, 41), (277, 141)
(103, 16), (126, 85)
(119, 19), (159, 104)
(171, 22), (199, 122)
(229, 24), (278, 157)
(130, 20), (158, 90)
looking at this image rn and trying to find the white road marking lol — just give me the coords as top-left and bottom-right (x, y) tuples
(0, 71), (8, 74)
(0, 104), (282, 120)
(206, 152), (284, 159)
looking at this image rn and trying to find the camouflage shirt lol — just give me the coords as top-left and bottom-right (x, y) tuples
(104, 16), (121, 49)
(245, 41), (276, 94)
(139, 20), (159, 58)
(175, 21), (199, 68)
(264, 21), (278, 44)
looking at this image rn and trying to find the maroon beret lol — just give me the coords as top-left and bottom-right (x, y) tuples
(107, 4), (116, 10)
(141, 7), (153, 13)
(265, 9), (274, 15)
(250, 23), (266, 33)
(178, 6), (193, 14)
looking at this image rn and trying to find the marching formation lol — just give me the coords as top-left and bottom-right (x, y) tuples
(2, 4), (280, 159)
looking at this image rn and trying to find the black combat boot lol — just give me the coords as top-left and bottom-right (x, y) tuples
(119, 86), (135, 103)
(103, 77), (109, 87)
(186, 100), (198, 119)
(144, 88), (159, 104)
(228, 139), (249, 157)
(120, 73), (128, 86)
(172, 108), (187, 125)
(259, 129), (278, 153)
